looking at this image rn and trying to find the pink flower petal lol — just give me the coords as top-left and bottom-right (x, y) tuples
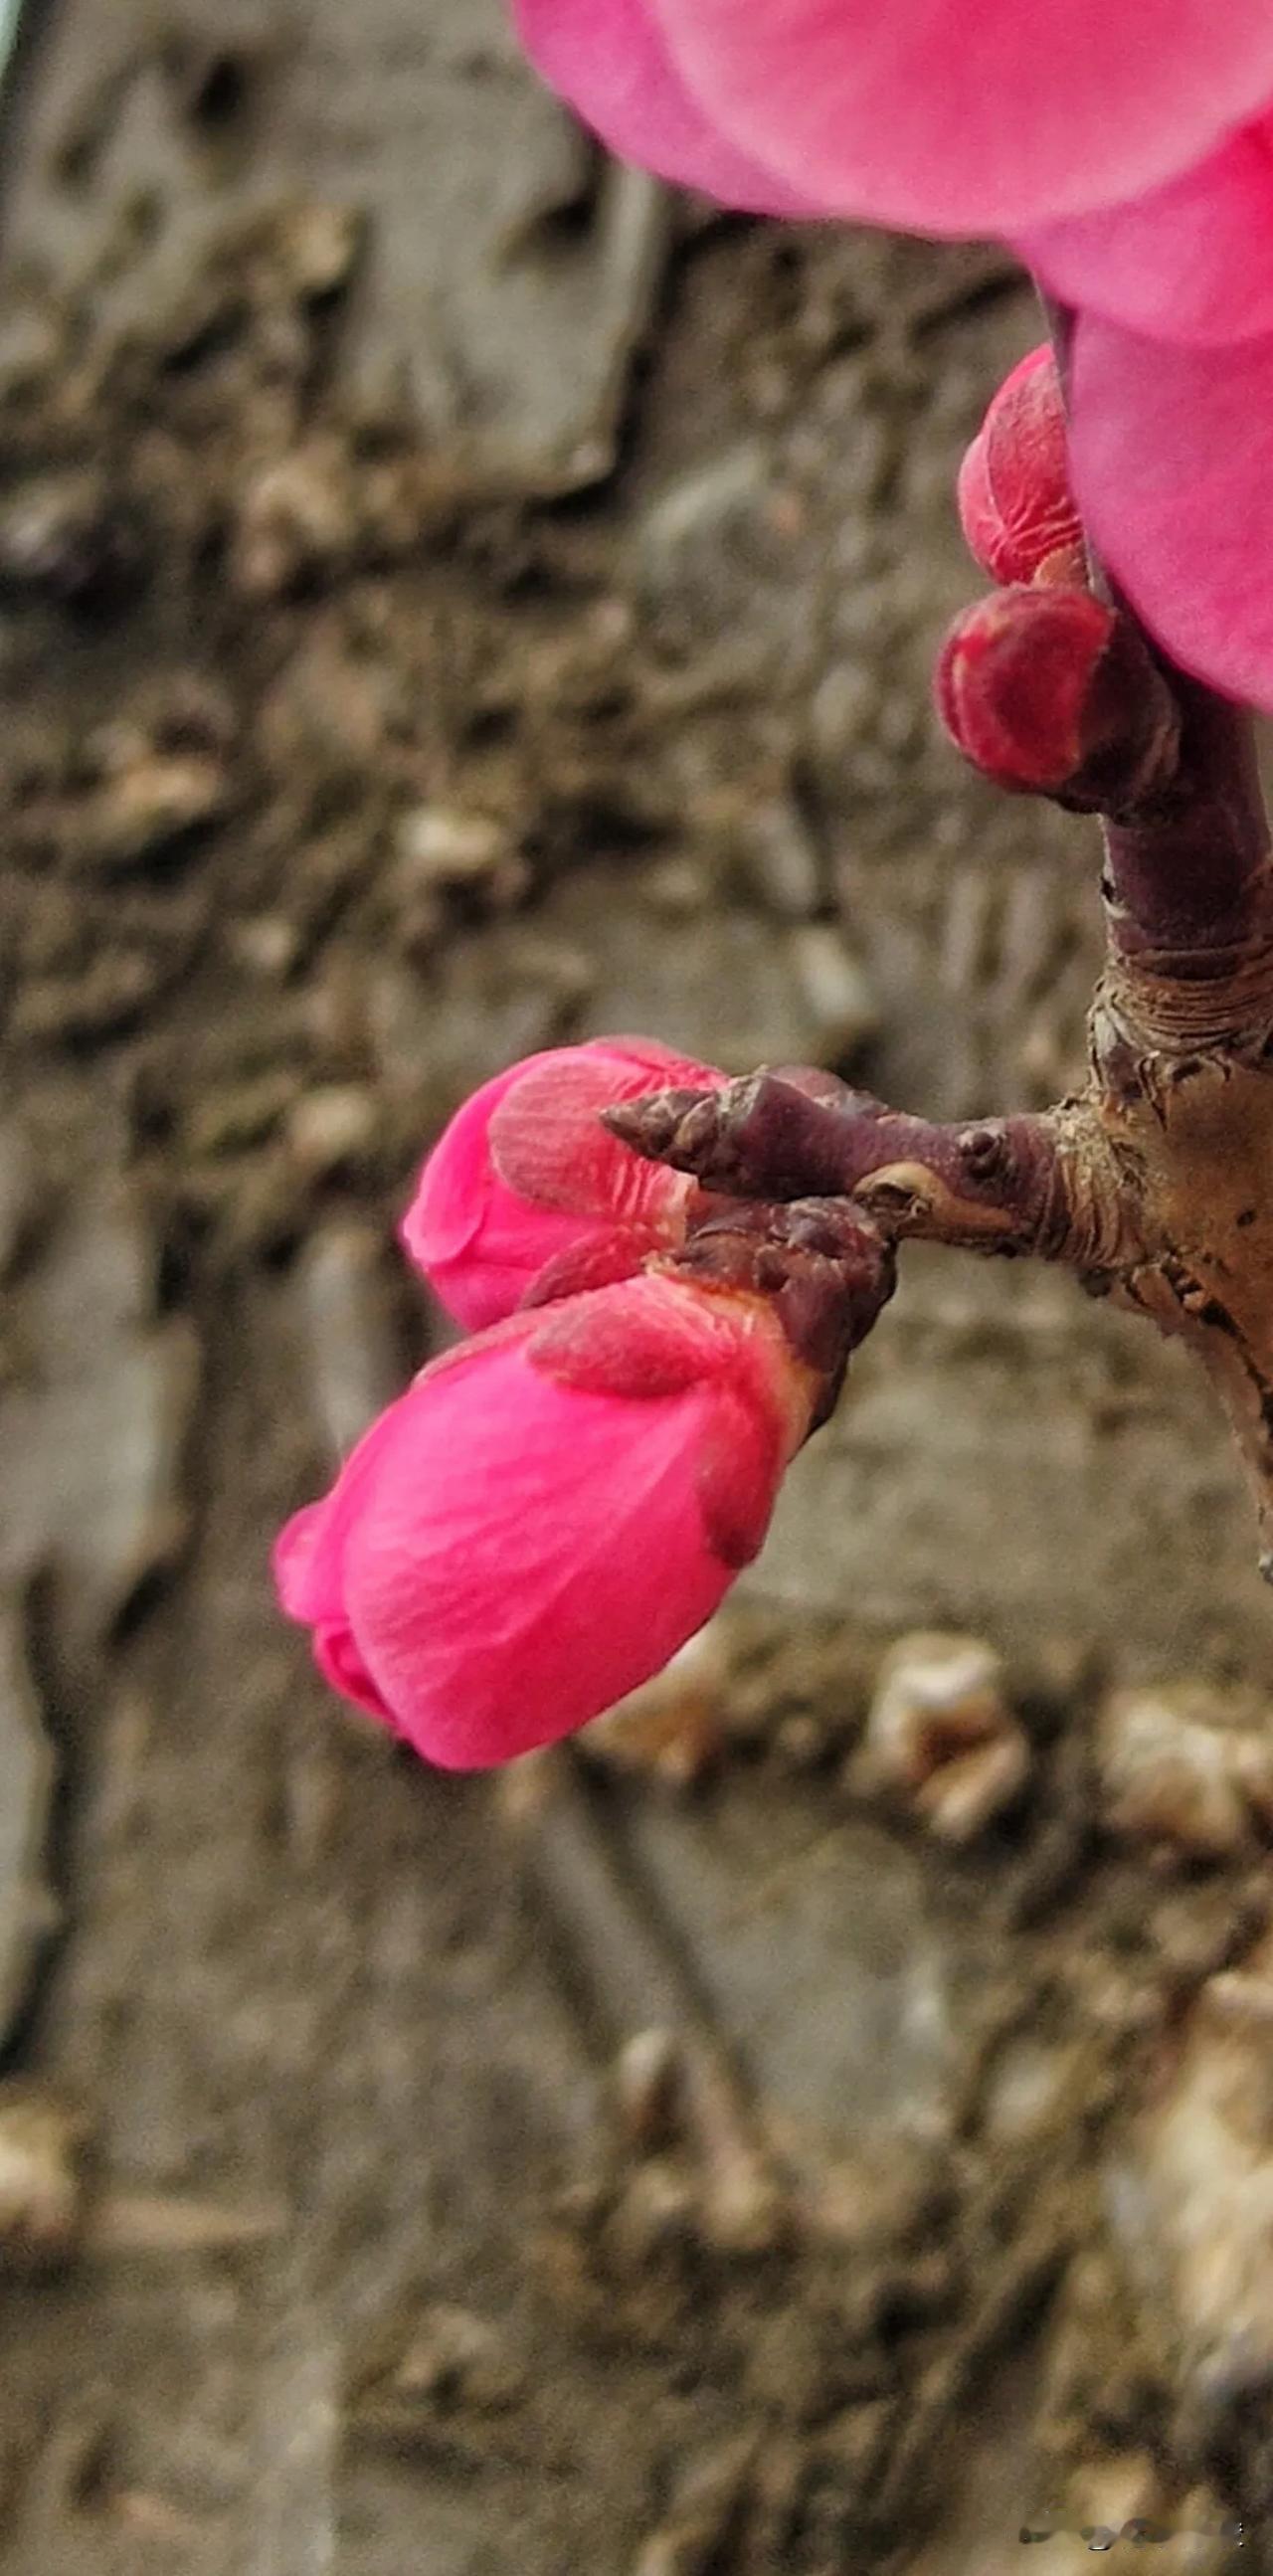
(312, 1622), (393, 1725)
(643, 0), (1273, 233)
(517, 1225), (650, 1305)
(273, 1276), (806, 1769)
(1070, 317), (1273, 710)
(527, 1266), (756, 1397)
(512, 0), (816, 214)
(400, 1058), (529, 1273)
(694, 1377), (785, 1567)
(343, 1351), (739, 1767)
(1023, 117), (1273, 346)
(351, 1284), (796, 1766)
(487, 1044), (714, 1223)
(273, 1398), (414, 1625)
(273, 1400), (425, 1728)
(401, 1036), (723, 1330)
(398, 1053), (586, 1329)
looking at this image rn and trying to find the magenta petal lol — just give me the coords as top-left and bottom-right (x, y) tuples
(272, 1397), (413, 1625)
(402, 1037), (723, 1329)
(311, 1622), (394, 1726)
(400, 1052), (592, 1328)
(695, 1379), (783, 1568)
(1070, 317), (1273, 710)
(274, 1276), (808, 1770)
(528, 1268), (739, 1398)
(512, 0), (816, 214)
(487, 1046), (715, 1224)
(643, 0), (1273, 234)
(401, 1058), (531, 1272)
(1023, 119), (1273, 346)
(273, 1395), (427, 1733)
(337, 1322), (759, 1768)
(518, 1226), (648, 1305)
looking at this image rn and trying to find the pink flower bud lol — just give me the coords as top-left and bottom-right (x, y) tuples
(937, 585), (1116, 794)
(936, 586), (1182, 811)
(401, 1037), (726, 1329)
(273, 1273), (813, 1769)
(957, 348), (1084, 589)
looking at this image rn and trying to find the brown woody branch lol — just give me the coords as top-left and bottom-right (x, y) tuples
(608, 294), (1273, 1573)
(608, 1077), (1122, 1271)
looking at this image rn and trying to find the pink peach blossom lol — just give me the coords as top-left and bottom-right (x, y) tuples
(273, 1273), (809, 1768)
(401, 1037), (724, 1329)
(514, 0), (1273, 236)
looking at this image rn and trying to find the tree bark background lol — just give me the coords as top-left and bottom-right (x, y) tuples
(0, 6), (1269, 2572)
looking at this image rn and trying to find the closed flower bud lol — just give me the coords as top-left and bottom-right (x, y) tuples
(935, 584), (1180, 810)
(401, 1037), (725, 1328)
(957, 347), (1084, 589)
(273, 1271), (819, 1769)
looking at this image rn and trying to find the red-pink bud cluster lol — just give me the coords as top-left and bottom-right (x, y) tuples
(274, 1041), (890, 1769)
(941, 350), (1181, 811)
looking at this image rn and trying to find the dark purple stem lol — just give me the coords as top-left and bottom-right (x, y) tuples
(607, 1074), (1079, 1259)
(1043, 294), (1272, 975)
(1101, 681), (1271, 965)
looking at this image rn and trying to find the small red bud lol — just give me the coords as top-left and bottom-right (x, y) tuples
(958, 347), (1085, 589)
(936, 584), (1180, 812)
(937, 586), (1116, 791)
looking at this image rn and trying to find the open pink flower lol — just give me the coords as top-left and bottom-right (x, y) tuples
(1070, 318), (1273, 710)
(273, 1272), (812, 1769)
(514, 0), (1273, 236)
(1022, 114), (1273, 349)
(401, 1036), (725, 1329)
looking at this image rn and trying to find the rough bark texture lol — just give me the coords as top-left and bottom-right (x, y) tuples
(1, 7), (1272, 2576)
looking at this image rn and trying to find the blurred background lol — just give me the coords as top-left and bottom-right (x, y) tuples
(0, 3), (1269, 2570)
